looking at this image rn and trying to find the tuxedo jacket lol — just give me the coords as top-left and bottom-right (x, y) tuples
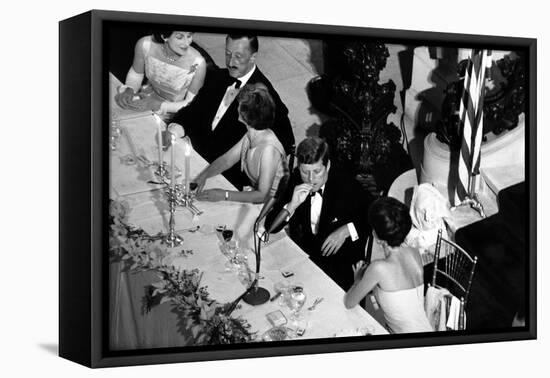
(170, 67), (295, 188)
(266, 166), (374, 289)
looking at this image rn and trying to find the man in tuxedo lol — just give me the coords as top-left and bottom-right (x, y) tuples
(266, 137), (374, 290)
(169, 34), (295, 188)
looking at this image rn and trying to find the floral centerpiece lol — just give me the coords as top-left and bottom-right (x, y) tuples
(109, 199), (255, 345)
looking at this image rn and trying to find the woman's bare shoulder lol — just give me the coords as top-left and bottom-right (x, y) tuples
(188, 46), (206, 64)
(136, 35), (153, 48)
(367, 259), (392, 275)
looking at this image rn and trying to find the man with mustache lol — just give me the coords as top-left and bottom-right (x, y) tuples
(169, 34), (294, 189)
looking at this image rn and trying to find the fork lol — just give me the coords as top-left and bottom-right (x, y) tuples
(307, 297), (324, 311)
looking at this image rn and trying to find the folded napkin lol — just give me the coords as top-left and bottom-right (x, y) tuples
(446, 295), (463, 330)
(425, 286), (449, 331)
(407, 183), (451, 254)
(425, 286), (465, 331)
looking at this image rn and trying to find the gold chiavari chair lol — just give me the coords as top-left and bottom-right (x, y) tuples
(431, 229), (478, 330)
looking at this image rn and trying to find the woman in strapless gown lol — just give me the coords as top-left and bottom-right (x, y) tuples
(114, 30), (206, 118)
(191, 83), (287, 203)
(344, 197), (433, 334)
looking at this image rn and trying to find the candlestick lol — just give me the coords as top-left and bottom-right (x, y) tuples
(170, 133), (176, 189)
(183, 137), (191, 196)
(153, 113), (163, 167)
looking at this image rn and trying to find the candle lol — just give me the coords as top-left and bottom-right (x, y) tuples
(153, 113), (163, 167)
(170, 133), (176, 189)
(183, 137), (191, 195)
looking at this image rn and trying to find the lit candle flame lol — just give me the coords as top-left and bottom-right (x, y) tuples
(183, 137), (192, 156)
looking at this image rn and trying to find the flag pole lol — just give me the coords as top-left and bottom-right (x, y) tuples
(451, 49), (491, 218)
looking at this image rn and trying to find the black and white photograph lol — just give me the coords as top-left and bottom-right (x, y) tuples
(4, 0), (547, 377)
(102, 14), (532, 354)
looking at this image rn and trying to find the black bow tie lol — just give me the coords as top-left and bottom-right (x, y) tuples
(310, 188), (323, 197)
(229, 78), (242, 89)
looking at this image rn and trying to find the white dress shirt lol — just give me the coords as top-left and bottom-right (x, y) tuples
(310, 186), (324, 235)
(309, 185), (359, 241)
(284, 183), (359, 242)
(211, 65), (256, 130)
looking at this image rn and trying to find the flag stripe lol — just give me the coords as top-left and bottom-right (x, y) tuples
(457, 49), (490, 200)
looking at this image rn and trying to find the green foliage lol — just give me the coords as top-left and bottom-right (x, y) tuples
(109, 199), (255, 344)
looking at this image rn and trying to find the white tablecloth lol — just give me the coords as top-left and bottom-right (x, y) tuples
(108, 73), (387, 348)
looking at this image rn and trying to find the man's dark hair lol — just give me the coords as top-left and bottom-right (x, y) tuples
(296, 137), (330, 166)
(226, 34), (259, 53)
(368, 197), (412, 247)
(237, 83), (275, 130)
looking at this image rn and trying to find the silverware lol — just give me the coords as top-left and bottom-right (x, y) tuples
(176, 225), (200, 233)
(270, 291), (282, 302)
(137, 154), (154, 166)
(307, 297), (324, 311)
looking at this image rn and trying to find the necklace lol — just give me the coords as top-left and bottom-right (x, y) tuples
(162, 43), (180, 63)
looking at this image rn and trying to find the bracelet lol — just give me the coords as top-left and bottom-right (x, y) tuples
(224, 191), (229, 201)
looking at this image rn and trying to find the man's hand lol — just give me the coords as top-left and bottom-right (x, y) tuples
(167, 123), (185, 139)
(196, 188), (225, 202)
(287, 183), (313, 213)
(114, 87), (136, 109)
(321, 225), (350, 256)
(352, 260), (368, 282)
(162, 123), (185, 151)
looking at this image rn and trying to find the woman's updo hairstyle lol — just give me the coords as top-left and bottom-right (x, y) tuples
(152, 30), (194, 43)
(368, 197), (412, 247)
(237, 83), (275, 130)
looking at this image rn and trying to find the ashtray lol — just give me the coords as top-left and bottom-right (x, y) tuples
(261, 326), (293, 342)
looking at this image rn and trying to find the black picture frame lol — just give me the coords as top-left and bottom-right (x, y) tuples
(59, 9), (536, 368)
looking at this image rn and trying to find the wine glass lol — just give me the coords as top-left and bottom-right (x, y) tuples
(224, 240), (244, 272)
(273, 281), (290, 307)
(110, 117), (121, 151)
(287, 284), (307, 322)
(218, 228), (233, 256)
(236, 255), (253, 286)
(222, 229), (234, 243)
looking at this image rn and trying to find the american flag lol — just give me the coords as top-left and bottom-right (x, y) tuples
(457, 49), (492, 201)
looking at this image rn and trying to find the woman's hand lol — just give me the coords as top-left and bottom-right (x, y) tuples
(352, 260), (368, 282)
(193, 172), (208, 194)
(196, 188), (225, 202)
(128, 93), (163, 112)
(114, 87), (136, 109)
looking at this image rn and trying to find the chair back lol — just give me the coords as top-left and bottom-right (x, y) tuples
(287, 143), (296, 172)
(431, 229), (478, 308)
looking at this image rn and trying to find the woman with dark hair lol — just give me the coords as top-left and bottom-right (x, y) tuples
(114, 30), (206, 117)
(192, 83), (287, 203)
(344, 197), (432, 333)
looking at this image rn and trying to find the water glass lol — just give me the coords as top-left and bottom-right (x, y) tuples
(287, 284), (307, 321)
(110, 118), (121, 151)
(273, 281), (290, 307)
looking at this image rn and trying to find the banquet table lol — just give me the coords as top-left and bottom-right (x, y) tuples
(108, 74), (387, 350)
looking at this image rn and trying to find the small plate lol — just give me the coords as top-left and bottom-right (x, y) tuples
(261, 326), (294, 342)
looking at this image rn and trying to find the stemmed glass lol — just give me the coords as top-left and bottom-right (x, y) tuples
(110, 117), (121, 151)
(287, 284), (307, 322)
(273, 281), (290, 307)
